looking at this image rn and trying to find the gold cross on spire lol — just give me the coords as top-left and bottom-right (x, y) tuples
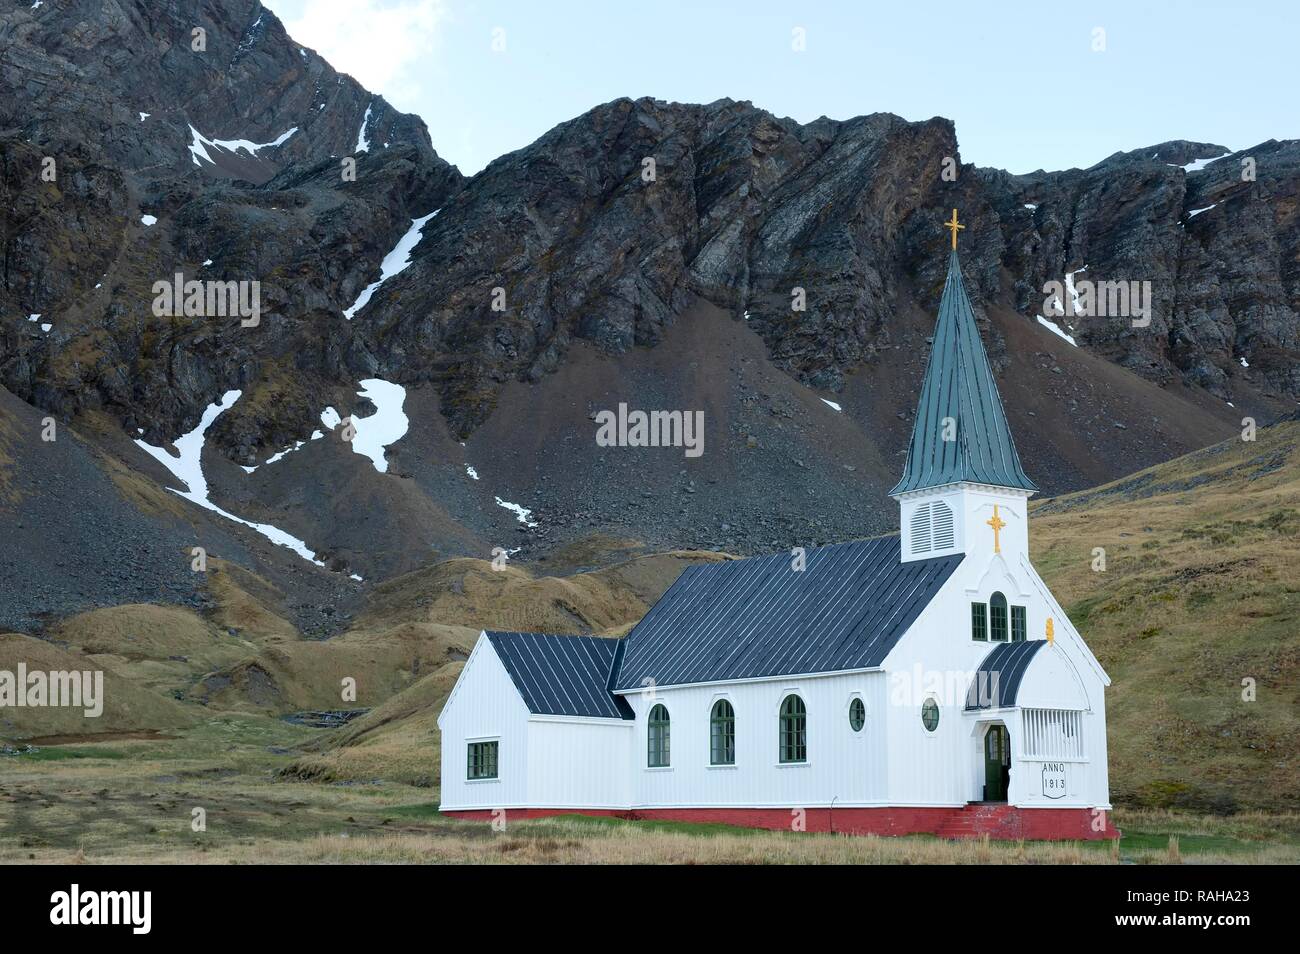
(986, 504), (1006, 553)
(945, 208), (964, 250)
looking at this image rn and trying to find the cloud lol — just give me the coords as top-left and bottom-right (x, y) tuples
(278, 0), (448, 103)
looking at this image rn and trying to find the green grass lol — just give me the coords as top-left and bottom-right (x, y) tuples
(1107, 831), (1244, 855)
(4, 746), (127, 761)
(383, 801), (444, 820)
(530, 812), (770, 838)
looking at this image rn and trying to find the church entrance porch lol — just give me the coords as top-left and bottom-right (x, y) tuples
(983, 723), (1011, 802)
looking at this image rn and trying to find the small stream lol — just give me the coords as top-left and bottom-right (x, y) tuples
(280, 709), (371, 729)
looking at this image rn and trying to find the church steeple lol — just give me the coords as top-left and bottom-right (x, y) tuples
(892, 218), (1036, 497)
(893, 212), (1036, 565)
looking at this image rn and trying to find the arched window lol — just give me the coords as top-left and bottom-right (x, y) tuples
(922, 698), (940, 732)
(990, 592), (1009, 642)
(647, 703), (670, 767)
(848, 697), (866, 732)
(779, 695), (807, 763)
(710, 699), (735, 765)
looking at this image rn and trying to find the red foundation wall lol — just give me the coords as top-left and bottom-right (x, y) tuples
(441, 805), (1120, 840)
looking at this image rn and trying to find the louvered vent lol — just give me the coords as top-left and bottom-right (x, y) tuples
(911, 500), (957, 555)
(910, 503), (933, 554)
(932, 501), (956, 550)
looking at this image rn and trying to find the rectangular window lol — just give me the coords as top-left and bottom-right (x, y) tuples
(990, 601), (1008, 642)
(780, 724), (807, 763)
(1011, 606), (1027, 642)
(971, 602), (988, 641)
(467, 740), (498, 780)
(710, 707), (735, 766)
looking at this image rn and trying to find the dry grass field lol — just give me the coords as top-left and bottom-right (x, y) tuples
(1, 718), (1296, 864)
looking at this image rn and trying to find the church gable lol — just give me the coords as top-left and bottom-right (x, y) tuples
(1016, 556), (1112, 687)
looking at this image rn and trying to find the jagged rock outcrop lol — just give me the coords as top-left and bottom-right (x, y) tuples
(3, 0), (1295, 452)
(351, 95), (1297, 435)
(0, 0), (1295, 627)
(1, 0), (463, 450)
(982, 138), (1300, 400)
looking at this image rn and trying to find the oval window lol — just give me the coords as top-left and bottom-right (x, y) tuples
(848, 697), (865, 732)
(921, 698), (940, 732)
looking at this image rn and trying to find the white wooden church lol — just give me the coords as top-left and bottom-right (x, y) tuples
(439, 221), (1117, 840)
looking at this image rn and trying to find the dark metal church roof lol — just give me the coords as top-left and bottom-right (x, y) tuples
(611, 537), (962, 692)
(891, 250), (1037, 495)
(485, 631), (633, 720)
(965, 639), (1046, 709)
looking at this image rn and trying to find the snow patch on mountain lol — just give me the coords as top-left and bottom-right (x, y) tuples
(1065, 265), (1088, 318)
(342, 210), (439, 319)
(313, 382), (409, 473)
(244, 377), (408, 474)
(133, 391), (325, 565)
(187, 124), (298, 167)
(1176, 152), (1231, 173)
(1036, 315), (1077, 346)
(355, 102), (372, 153)
(347, 379), (409, 474)
(495, 497), (538, 528)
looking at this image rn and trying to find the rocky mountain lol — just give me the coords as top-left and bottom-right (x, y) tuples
(0, 0), (1296, 631)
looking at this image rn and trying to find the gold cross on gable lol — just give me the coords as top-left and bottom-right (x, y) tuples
(986, 504), (1006, 553)
(1046, 618), (1055, 645)
(945, 208), (964, 250)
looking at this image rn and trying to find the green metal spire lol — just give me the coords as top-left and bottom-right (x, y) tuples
(891, 250), (1037, 496)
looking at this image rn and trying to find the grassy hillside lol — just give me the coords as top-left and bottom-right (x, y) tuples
(0, 633), (195, 740)
(1032, 417), (1300, 813)
(279, 666), (462, 786)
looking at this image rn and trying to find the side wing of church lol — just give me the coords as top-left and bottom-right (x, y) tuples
(438, 225), (1117, 841)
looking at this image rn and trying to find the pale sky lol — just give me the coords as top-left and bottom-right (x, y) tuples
(266, 0), (1297, 177)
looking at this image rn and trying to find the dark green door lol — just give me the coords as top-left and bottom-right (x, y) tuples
(983, 725), (1011, 801)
